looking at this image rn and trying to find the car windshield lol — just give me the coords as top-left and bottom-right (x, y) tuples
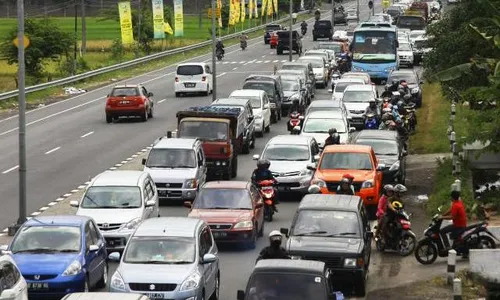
(81, 186), (142, 208)
(177, 65), (203, 75)
(230, 95), (261, 108)
(319, 152), (373, 170)
(282, 81), (299, 91)
(303, 118), (346, 133)
(319, 43), (342, 52)
(304, 53), (327, 60)
(263, 144), (310, 161)
(179, 121), (228, 141)
(334, 82), (362, 93)
(342, 75), (368, 83)
(356, 139), (399, 155)
(342, 91), (374, 102)
(292, 210), (360, 237)
(243, 82), (275, 97)
(193, 188), (252, 209)
(297, 58), (323, 68)
(398, 43), (412, 51)
(123, 237), (195, 264)
(11, 226), (81, 253)
(245, 273), (327, 300)
(111, 87), (139, 97)
(307, 107), (340, 115)
(388, 73), (418, 84)
(281, 65), (306, 73)
(146, 149), (196, 168)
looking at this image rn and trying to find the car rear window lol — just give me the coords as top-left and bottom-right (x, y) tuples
(111, 87), (139, 97)
(177, 65), (204, 76)
(266, 25), (281, 31)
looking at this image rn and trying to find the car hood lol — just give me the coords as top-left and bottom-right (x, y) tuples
(118, 262), (196, 284)
(76, 208), (143, 224)
(13, 253), (80, 275)
(313, 67), (325, 74)
(188, 209), (253, 223)
(287, 236), (361, 254)
(144, 167), (197, 183)
(398, 50), (413, 56)
(300, 132), (348, 147)
(269, 160), (310, 173)
(407, 83), (419, 90)
(252, 108), (263, 116)
(315, 169), (375, 181)
(344, 102), (368, 112)
(376, 154), (399, 166)
(283, 91), (299, 98)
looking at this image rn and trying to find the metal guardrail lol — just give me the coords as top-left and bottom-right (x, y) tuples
(0, 12), (308, 102)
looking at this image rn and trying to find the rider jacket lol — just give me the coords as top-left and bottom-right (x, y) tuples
(301, 22), (308, 29)
(216, 41), (224, 50)
(324, 135), (340, 146)
(251, 168), (275, 184)
(364, 105), (380, 116)
(256, 245), (290, 262)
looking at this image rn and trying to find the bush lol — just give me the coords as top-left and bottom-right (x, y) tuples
(110, 39), (126, 61)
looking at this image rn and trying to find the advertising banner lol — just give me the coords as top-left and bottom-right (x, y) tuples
(118, 1), (134, 44)
(273, 0), (278, 16)
(241, 0), (246, 22)
(267, 0), (273, 16)
(152, 0), (165, 39)
(174, 0), (184, 36)
(217, 0), (223, 27)
(261, 0), (267, 17)
(253, 0), (258, 18)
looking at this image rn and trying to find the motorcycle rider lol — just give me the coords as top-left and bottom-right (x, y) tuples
(336, 175), (355, 195)
(239, 33), (248, 49)
(439, 191), (469, 257)
(256, 230), (290, 262)
(216, 38), (225, 56)
(379, 184), (407, 239)
(364, 99), (380, 118)
(314, 8), (321, 20)
(292, 12), (298, 24)
(324, 128), (341, 146)
(375, 184), (395, 240)
(301, 20), (308, 34)
(251, 159), (279, 212)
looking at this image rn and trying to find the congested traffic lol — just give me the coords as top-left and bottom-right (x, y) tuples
(1, 0), (477, 299)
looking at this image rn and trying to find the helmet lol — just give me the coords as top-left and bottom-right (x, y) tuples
(369, 99), (376, 103)
(257, 159), (270, 169)
(328, 128), (337, 135)
(394, 184), (407, 193)
(341, 177), (350, 184)
(384, 84), (390, 91)
(397, 100), (404, 107)
(393, 105), (398, 111)
(343, 173), (354, 180)
(401, 81), (408, 87)
(392, 79), (399, 86)
(384, 184), (394, 191)
(269, 230), (282, 242)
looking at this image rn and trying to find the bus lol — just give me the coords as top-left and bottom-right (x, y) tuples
(350, 26), (398, 81)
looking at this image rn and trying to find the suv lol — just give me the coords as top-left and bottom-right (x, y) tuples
(142, 137), (207, 202)
(264, 24), (282, 44)
(105, 84), (154, 123)
(70, 170), (160, 253)
(243, 80), (283, 123)
(276, 30), (302, 55)
(245, 74), (285, 116)
(387, 69), (424, 107)
(280, 194), (373, 297)
(313, 20), (334, 41)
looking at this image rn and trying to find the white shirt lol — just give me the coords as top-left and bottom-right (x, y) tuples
(292, 13), (297, 18)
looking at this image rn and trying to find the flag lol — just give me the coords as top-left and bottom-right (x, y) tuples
(273, 0), (278, 16)
(261, 0), (267, 17)
(253, 0), (258, 18)
(240, 0), (245, 22)
(118, 2), (134, 44)
(248, 0), (254, 19)
(152, 0), (165, 39)
(217, 0), (223, 27)
(164, 22), (174, 35)
(173, 0), (184, 36)
(235, 0), (240, 23)
(267, 0), (273, 16)
(229, 0), (235, 25)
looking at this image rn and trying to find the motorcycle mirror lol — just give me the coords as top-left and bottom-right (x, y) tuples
(308, 185), (321, 194)
(252, 154), (260, 160)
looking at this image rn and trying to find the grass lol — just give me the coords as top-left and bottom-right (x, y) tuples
(429, 270), (488, 300)
(409, 83), (468, 154)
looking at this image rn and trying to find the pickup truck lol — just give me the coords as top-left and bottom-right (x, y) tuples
(175, 106), (246, 179)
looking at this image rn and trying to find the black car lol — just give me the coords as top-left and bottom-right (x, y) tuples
(350, 130), (407, 184)
(264, 24), (282, 44)
(276, 30), (302, 55)
(333, 11), (347, 25)
(313, 20), (333, 41)
(242, 79), (283, 122)
(281, 194), (373, 297)
(387, 69), (424, 107)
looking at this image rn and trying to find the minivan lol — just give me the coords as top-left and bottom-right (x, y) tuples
(229, 89), (271, 137)
(175, 62), (213, 97)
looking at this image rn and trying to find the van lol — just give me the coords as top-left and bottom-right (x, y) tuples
(229, 89), (271, 137)
(175, 62), (213, 97)
(243, 75), (285, 120)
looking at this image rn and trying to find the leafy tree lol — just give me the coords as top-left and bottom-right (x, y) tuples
(0, 18), (74, 77)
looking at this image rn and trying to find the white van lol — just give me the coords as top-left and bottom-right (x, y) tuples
(229, 89), (271, 137)
(175, 62), (213, 97)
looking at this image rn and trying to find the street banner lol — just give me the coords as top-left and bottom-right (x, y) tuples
(261, 0), (267, 17)
(267, 0), (273, 16)
(152, 0), (165, 39)
(235, 0), (240, 23)
(174, 0), (184, 36)
(164, 22), (174, 35)
(118, 1), (134, 44)
(217, 0), (223, 27)
(241, 0), (246, 22)
(229, 0), (235, 25)
(249, 0), (254, 19)
(253, 0), (258, 18)
(273, 0), (278, 16)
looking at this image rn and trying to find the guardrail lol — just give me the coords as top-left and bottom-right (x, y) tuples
(0, 11), (308, 102)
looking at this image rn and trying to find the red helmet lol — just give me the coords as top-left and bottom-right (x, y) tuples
(343, 173), (354, 180)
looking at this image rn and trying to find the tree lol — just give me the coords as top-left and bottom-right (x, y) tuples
(0, 18), (74, 77)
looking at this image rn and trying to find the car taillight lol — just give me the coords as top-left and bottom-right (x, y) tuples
(431, 233), (439, 239)
(137, 97), (145, 105)
(175, 77), (179, 82)
(265, 199), (273, 205)
(202, 76), (206, 81)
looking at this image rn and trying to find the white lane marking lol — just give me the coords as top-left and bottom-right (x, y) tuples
(256, 60), (262, 63)
(217, 72), (227, 78)
(39, 207), (49, 211)
(78, 185), (86, 189)
(269, 51), (274, 54)
(244, 59), (256, 65)
(0, 233), (5, 237)
(231, 61), (237, 64)
(45, 147), (61, 155)
(56, 197), (65, 201)
(261, 55), (266, 58)
(264, 60), (270, 63)
(281, 60), (287, 62)
(80, 131), (94, 138)
(48, 202), (57, 206)
(232, 67), (238, 70)
(2, 228), (7, 232)
(273, 60), (279, 62)
(158, 99), (166, 104)
(31, 211), (41, 216)
(63, 193), (72, 197)
(239, 61), (246, 64)
(222, 62), (229, 64)
(2, 165), (19, 174)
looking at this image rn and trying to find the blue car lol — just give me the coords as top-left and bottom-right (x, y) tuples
(2, 215), (108, 299)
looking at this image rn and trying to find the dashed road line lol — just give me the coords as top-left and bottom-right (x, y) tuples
(281, 60), (287, 62)
(45, 146), (61, 155)
(80, 131), (94, 138)
(273, 60), (279, 62)
(232, 67), (238, 70)
(216, 72), (227, 78)
(239, 61), (246, 64)
(261, 55), (266, 58)
(256, 60), (262, 63)
(264, 60), (270, 63)
(2, 165), (19, 174)
(158, 99), (166, 104)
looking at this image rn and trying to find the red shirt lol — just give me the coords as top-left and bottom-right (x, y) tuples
(451, 200), (467, 228)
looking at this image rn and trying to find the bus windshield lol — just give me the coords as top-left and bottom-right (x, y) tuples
(352, 30), (397, 62)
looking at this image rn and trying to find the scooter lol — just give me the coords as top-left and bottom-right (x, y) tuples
(288, 111), (304, 132)
(257, 180), (277, 222)
(301, 27), (307, 35)
(402, 103), (417, 132)
(240, 40), (247, 50)
(364, 113), (378, 129)
(216, 48), (224, 60)
(328, 72), (341, 93)
(414, 208), (499, 265)
(375, 204), (417, 256)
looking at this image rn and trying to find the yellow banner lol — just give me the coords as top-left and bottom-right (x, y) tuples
(273, 0), (278, 16)
(118, 2), (134, 45)
(248, 0), (253, 18)
(164, 22), (174, 35)
(229, 0), (235, 25)
(253, 0), (258, 19)
(267, 0), (273, 16)
(173, 0), (184, 37)
(217, 0), (223, 27)
(261, 0), (267, 17)
(241, 0), (246, 22)
(152, 0), (165, 39)
(235, 0), (240, 23)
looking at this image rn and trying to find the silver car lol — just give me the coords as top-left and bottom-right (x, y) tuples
(71, 170), (160, 252)
(299, 111), (354, 148)
(109, 217), (220, 300)
(296, 56), (328, 88)
(342, 84), (379, 129)
(253, 135), (320, 194)
(305, 99), (351, 123)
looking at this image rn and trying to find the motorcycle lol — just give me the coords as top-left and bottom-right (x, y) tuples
(257, 180), (277, 221)
(364, 113), (378, 129)
(301, 27), (307, 35)
(375, 203), (417, 256)
(240, 39), (247, 50)
(288, 111), (304, 132)
(328, 71), (341, 92)
(402, 103), (417, 132)
(216, 48), (224, 60)
(414, 208), (499, 265)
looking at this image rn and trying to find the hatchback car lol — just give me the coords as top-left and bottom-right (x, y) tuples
(242, 80), (282, 123)
(299, 111), (354, 148)
(229, 89), (271, 136)
(109, 217), (220, 300)
(305, 99), (351, 123)
(185, 181), (264, 249)
(71, 170), (160, 253)
(342, 84), (379, 129)
(281, 77), (307, 113)
(341, 72), (372, 85)
(175, 63), (213, 97)
(253, 135), (319, 195)
(397, 42), (414, 68)
(0, 216), (108, 299)
(296, 56), (328, 88)
(105, 84), (154, 123)
(0, 254), (28, 300)
(332, 78), (365, 100)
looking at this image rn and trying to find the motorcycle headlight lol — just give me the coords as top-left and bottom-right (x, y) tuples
(361, 180), (374, 189)
(124, 217), (141, 230)
(389, 161), (400, 171)
(311, 178), (326, 188)
(62, 260), (82, 276)
(110, 271), (126, 290)
(343, 258), (357, 268)
(411, 88), (419, 94)
(185, 178), (199, 189)
(179, 271), (202, 291)
(234, 220), (253, 229)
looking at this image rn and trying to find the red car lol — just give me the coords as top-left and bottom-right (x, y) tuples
(270, 31), (279, 49)
(105, 84), (154, 123)
(185, 181), (265, 249)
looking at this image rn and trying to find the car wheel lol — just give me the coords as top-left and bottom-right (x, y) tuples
(84, 276), (90, 292)
(242, 139), (250, 154)
(106, 114), (113, 124)
(231, 156), (238, 178)
(246, 228), (257, 249)
(398, 171), (406, 185)
(175, 92), (181, 97)
(204, 85), (210, 96)
(141, 109), (148, 122)
(147, 106), (154, 118)
(96, 262), (108, 288)
(210, 272), (220, 300)
(265, 122), (270, 133)
(250, 132), (256, 148)
(258, 221), (264, 237)
(354, 274), (367, 297)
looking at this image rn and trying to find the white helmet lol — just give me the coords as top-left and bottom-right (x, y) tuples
(269, 230), (282, 241)
(394, 184), (407, 193)
(384, 184), (394, 192)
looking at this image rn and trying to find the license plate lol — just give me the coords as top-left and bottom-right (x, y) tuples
(27, 283), (49, 290)
(107, 240), (115, 246)
(213, 232), (227, 238)
(120, 100), (130, 104)
(145, 293), (165, 299)
(184, 83), (196, 88)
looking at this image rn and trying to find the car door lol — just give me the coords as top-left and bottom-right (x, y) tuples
(197, 147), (207, 186)
(205, 65), (213, 89)
(141, 86), (152, 108)
(203, 226), (218, 295)
(143, 178), (156, 218)
(359, 208), (372, 270)
(88, 221), (106, 284)
(262, 94), (271, 126)
(250, 186), (264, 229)
(0, 260), (26, 300)
(84, 222), (100, 287)
(198, 227), (213, 294)
(246, 102), (255, 136)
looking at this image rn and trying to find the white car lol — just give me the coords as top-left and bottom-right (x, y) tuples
(71, 170), (160, 253)
(0, 255), (28, 300)
(332, 78), (365, 100)
(175, 62), (213, 97)
(397, 42), (414, 67)
(409, 30), (426, 44)
(305, 99), (351, 123)
(341, 84), (379, 129)
(299, 111), (354, 148)
(296, 56), (328, 88)
(229, 89), (271, 137)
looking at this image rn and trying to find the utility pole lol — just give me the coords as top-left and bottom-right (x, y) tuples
(356, 0), (360, 21)
(211, 0), (217, 101)
(331, 0), (335, 34)
(137, 0), (142, 57)
(288, 0), (293, 62)
(73, 1), (78, 75)
(81, 0), (86, 54)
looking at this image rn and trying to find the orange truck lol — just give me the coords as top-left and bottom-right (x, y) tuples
(307, 144), (385, 218)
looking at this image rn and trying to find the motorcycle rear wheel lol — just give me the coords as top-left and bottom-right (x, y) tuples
(375, 239), (385, 252)
(398, 233), (416, 256)
(414, 240), (438, 265)
(264, 206), (273, 222)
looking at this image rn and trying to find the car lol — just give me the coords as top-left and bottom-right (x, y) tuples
(312, 20), (333, 40)
(62, 293), (150, 300)
(276, 30), (302, 55)
(278, 71), (312, 104)
(253, 135), (320, 195)
(281, 77), (307, 113)
(397, 28), (411, 41)
(346, 9), (358, 21)
(243, 80), (283, 122)
(341, 72), (373, 85)
(305, 99), (351, 123)
(142, 138), (207, 202)
(0, 254), (28, 300)
(350, 130), (407, 184)
(342, 84), (379, 129)
(1, 216), (108, 299)
(304, 50), (332, 67)
(308, 144), (385, 218)
(280, 194), (373, 297)
(371, 13), (393, 25)
(264, 24), (282, 44)
(175, 62), (213, 97)
(280, 62), (317, 97)
(70, 170), (160, 253)
(105, 84), (154, 123)
(316, 41), (343, 56)
(409, 30), (426, 44)
(244, 74), (285, 117)
(331, 78), (365, 100)
(299, 111), (354, 148)
(387, 69), (424, 107)
(397, 42), (414, 67)
(296, 56), (328, 88)
(412, 36), (432, 65)
(229, 89), (271, 137)
(185, 181), (264, 248)
(333, 11), (347, 25)
(386, 5), (405, 21)
(108, 217), (220, 300)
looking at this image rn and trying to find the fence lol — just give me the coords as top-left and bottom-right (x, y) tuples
(447, 87), (462, 192)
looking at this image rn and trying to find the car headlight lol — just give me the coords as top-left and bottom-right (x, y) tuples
(311, 178), (326, 188)
(411, 88), (419, 94)
(62, 260), (82, 276)
(234, 221), (253, 229)
(110, 271), (126, 290)
(352, 66), (364, 71)
(179, 271), (201, 291)
(289, 93), (299, 101)
(389, 161), (400, 171)
(124, 217), (141, 230)
(290, 256), (302, 260)
(344, 258), (357, 268)
(384, 67), (395, 72)
(185, 178), (199, 189)
(299, 169), (312, 176)
(361, 180), (374, 189)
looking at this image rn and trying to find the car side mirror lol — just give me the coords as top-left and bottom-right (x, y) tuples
(89, 245), (99, 252)
(202, 253), (217, 264)
(402, 150), (408, 156)
(70, 200), (79, 207)
(146, 200), (156, 207)
(349, 127), (356, 133)
(377, 164), (386, 170)
(142, 158), (146, 165)
(280, 228), (289, 236)
(0, 289), (17, 300)
(256, 202), (264, 209)
(183, 201), (192, 208)
(306, 163), (316, 171)
(313, 154), (320, 161)
(148, 92), (154, 97)
(237, 290), (245, 300)
(252, 154), (260, 160)
(106, 94), (109, 97)
(108, 252), (121, 261)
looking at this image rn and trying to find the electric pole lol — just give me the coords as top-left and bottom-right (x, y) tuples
(289, 0), (293, 62)
(73, 2), (78, 75)
(81, 0), (86, 54)
(211, 0), (217, 101)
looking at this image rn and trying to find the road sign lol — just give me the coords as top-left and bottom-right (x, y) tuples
(13, 35), (30, 48)
(368, 0), (373, 9)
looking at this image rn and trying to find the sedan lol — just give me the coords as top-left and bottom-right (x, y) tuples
(281, 78), (307, 113)
(305, 99), (351, 123)
(397, 42), (414, 68)
(296, 56), (328, 88)
(299, 110), (355, 148)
